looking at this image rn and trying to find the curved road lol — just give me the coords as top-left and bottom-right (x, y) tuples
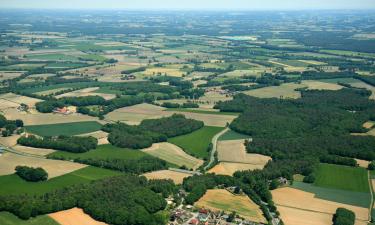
(204, 127), (229, 171)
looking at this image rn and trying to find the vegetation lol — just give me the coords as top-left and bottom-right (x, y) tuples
(15, 166), (48, 182)
(0, 212), (59, 225)
(25, 121), (102, 136)
(333, 208), (355, 225)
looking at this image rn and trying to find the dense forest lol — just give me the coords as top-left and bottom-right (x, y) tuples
(215, 88), (375, 179)
(0, 114), (24, 137)
(15, 166), (48, 182)
(333, 208), (355, 225)
(17, 135), (98, 153)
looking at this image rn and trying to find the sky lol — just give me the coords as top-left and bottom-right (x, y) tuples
(1, 0), (375, 10)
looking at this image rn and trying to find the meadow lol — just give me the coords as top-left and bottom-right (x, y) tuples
(314, 163), (370, 193)
(0, 166), (121, 196)
(25, 121), (103, 136)
(168, 126), (223, 159)
(165, 108), (239, 116)
(219, 129), (251, 141)
(0, 212), (58, 225)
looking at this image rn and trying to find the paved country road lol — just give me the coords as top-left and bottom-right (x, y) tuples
(203, 127), (229, 171)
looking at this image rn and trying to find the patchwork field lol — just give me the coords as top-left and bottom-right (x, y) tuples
(143, 169), (192, 184)
(244, 83), (305, 99)
(0, 212), (59, 225)
(0, 152), (87, 178)
(195, 189), (267, 223)
(208, 162), (264, 176)
(25, 121), (103, 136)
(0, 166), (120, 196)
(49, 208), (107, 225)
(142, 142), (203, 170)
(168, 126), (224, 159)
(272, 187), (369, 224)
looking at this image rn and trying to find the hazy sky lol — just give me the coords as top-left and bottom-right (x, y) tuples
(1, 0), (375, 10)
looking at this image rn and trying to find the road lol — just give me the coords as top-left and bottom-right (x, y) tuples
(203, 127), (229, 171)
(368, 171), (374, 222)
(0, 144), (45, 159)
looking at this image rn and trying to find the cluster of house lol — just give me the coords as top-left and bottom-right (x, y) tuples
(53, 106), (76, 115)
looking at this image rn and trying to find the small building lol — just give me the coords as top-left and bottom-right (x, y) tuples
(189, 218), (199, 225)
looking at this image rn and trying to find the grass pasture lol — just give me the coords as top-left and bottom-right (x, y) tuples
(0, 212), (59, 225)
(219, 129), (251, 141)
(25, 121), (102, 136)
(168, 126), (223, 159)
(195, 189), (266, 223)
(314, 163), (370, 193)
(244, 83), (305, 99)
(0, 166), (120, 196)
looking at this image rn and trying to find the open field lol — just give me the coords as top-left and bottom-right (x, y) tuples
(105, 103), (235, 127)
(0, 166), (120, 196)
(356, 159), (371, 168)
(55, 87), (116, 100)
(0, 72), (23, 81)
(0, 135), (20, 147)
(217, 139), (271, 166)
(0, 99), (19, 110)
(0, 212), (59, 225)
(301, 80), (343, 90)
(25, 121), (102, 136)
(219, 129), (251, 141)
(244, 83), (305, 99)
(49, 208), (107, 225)
(272, 187), (369, 223)
(276, 206), (343, 225)
(142, 142), (203, 170)
(0, 152), (87, 178)
(12, 145), (55, 156)
(165, 108), (239, 116)
(322, 78), (375, 99)
(314, 163), (370, 193)
(78, 130), (109, 145)
(2, 108), (99, 126)
(48, 144), (147, 161)
(35, 87), (71, 96)
(208, 162), (264, 176)
(195, 189), (267, 223)
(143, 169), (192, 184)
(0, 93), (43, 107)
(168, 126), (223, 159)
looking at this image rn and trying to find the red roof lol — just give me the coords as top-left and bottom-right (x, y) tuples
(189, 219), (199, 225)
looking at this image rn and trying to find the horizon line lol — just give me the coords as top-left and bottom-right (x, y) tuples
(1, 8), (375, 11)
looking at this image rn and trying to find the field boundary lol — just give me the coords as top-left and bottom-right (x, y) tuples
(369, 171), (374, 222)
(204, 127), (228, 170)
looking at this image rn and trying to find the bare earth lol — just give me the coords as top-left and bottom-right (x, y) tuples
(56, 87), (116, 100)
(356, 159), (370, 168)
(142, 142), (203, 170)
(12, 145), (56, 156)
(49, 208), (107, 225)
(143, 169), (192, 184)
(272, 187), (369, 223)
(195, 189), (267, 223)
(0, 152), (87, 178)
(78, 131), (109, 145)
(208, 162), (264, 176)
(301, 80), (343, 90)
(105, 103), (235, 127)
(0, 135), (20, 147)
(0, 93), (43, 107)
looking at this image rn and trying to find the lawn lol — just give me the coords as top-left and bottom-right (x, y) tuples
(314, 163), (370, 193)
(168, 126), (223, 159)
(48, 144), (148, 161)
(0, 212), (58, 225)
(0, 166), (121, 196)
(219, 129), (251, 141)
(25, 121), (102, 136)
(165, 108), (239, 116)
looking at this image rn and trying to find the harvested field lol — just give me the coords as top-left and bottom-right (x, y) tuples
(244, 83), (305, 99)
(217, 139), (271, 165)
(142, 142), (203, 170)
(208, 162), (264, 176)
(356, 159), (370, 168)
(12, 145), (55, 156)
(105, 103), (235, 127)
(301, 80), (343, 90)
(2, 108), (98, 126)
(35, 87), (70, 96)
(0, 135), (20, 147)
(56, 87), (116, 100)
(298, 60), (327, 65)
(0, 93), (43, 107)
(49, 208), (107, 225)
(195, 189), (267, 223)
(143, 170), (192, 184)
(0, 152), (87, 178)
(277, 205), (336, 225)
(363, 121), (375, 129)
(78, 131), (109, 145)
(0, 72), (23, 81)
(142, 67), (185, 77)
(0, 99), (19, 110)
(272, 187), (369, 222)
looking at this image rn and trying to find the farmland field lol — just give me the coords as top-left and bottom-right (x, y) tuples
(244, 83), (305, 99)
(195, 189), (267, 223)
(143, 169), (192, 184)
(314, 163), (370, 193)
(0, 166), (121, 196)
(49, 208), (107, 225)
(208, 162), (264, 176)
(25, 121), (103, 136)
(168, 126), (223, 159)
(219, 129), (251, 141)
(0, 212), (59, 225)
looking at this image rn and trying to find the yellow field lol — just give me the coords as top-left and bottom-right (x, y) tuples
(0, 152), (87, 178)
(277, 205), (335, 225)
(12, 145), (56, 156)
(105, 103), (235, 127)
(272, 187), (369, 223)
(0, 72), (23, 81)
(0, 135), (20, 147)
(0, 99), (19, 110)
(142, 67), (185, 77)
(198, 91), (233, 108)
(298, 60), (327, 65)
(142, 170), (192, 184)
(301, 80), (343, 90)
(142, 142), (203, 170)
(49, 208), (107, 225)
(208, 162), (264, 176)
(356, 159), (370, 168)
(0, 93), (43, 107)
(56, 87), (116, 100)
(244, 83), (305, 99)
(78, 131), (109, 145)
(195, 189), (267, 223)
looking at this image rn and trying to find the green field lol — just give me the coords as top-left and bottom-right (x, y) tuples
(314, 163), (370, 193)
(48, 144), (147, 161)
(22, 81), (102, 94)
(0, 166), (121, 196)
(219, 129), (251, 141)
(25, 121), (102, 136)
(165, 108), (239, 116)
(168, 126), (223, 159)
(25, 53), (79, 61)
(292, 181), (371, 208)
(0, 212), (58, 225)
